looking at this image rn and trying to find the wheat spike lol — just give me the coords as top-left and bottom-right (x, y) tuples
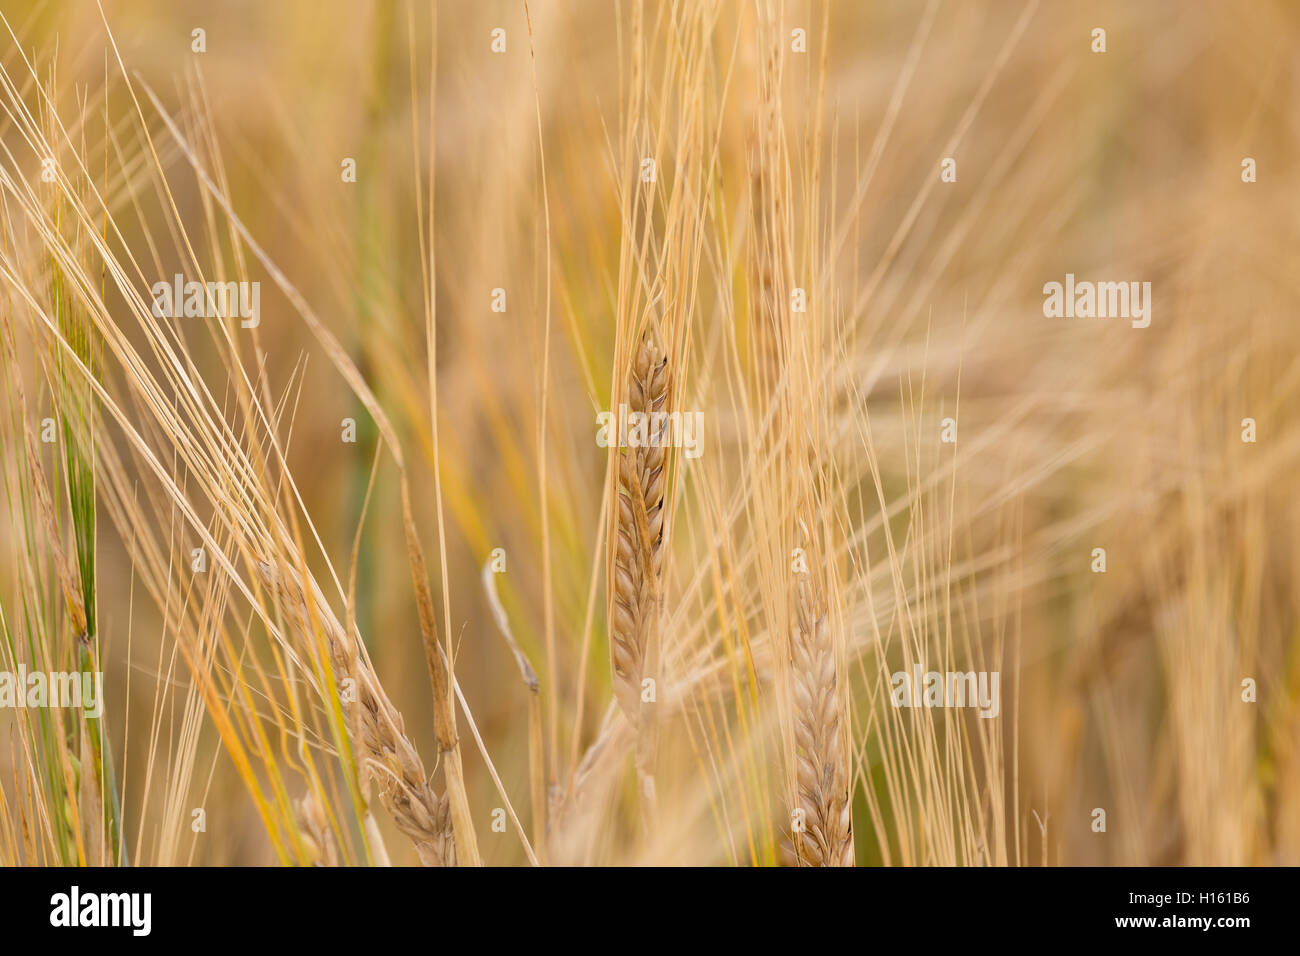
(789, 566), (854, 866)
(546, 724), (614, 864)
(611, 334), (669, 800)
(294, 791), (340, 867)
(258, 560), (455, 866)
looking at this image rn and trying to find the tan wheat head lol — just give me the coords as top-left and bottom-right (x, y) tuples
(258, 560), (455, 866)
(789, 549), (854, 866)
(611, 333), (670, 804)
(294, 791), (340, 867)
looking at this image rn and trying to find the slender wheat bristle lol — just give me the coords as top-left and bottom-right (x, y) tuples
(790, 563), (854, 867)
(747, 40), (786, 386)
(258, 561), (455, 866)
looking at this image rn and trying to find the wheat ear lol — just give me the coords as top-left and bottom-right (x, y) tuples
(611, 334), (669, 805)
(258, 560), (455, 866)
(294, 791), (340, 867)
(789, 559), (854, 866)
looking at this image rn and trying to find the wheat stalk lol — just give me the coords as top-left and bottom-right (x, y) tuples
(482, 557), (546, 861)
(258, 560), (455, 867)
(611, 333), (669, 806)
(743, 12), (854, 868)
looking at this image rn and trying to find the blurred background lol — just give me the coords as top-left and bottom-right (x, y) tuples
(1, 0), (1298, 865)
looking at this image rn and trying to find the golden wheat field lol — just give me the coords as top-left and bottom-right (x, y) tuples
(0, 0), (1296, 870)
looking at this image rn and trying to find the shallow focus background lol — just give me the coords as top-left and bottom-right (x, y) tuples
(1, 0), (1298, 865)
